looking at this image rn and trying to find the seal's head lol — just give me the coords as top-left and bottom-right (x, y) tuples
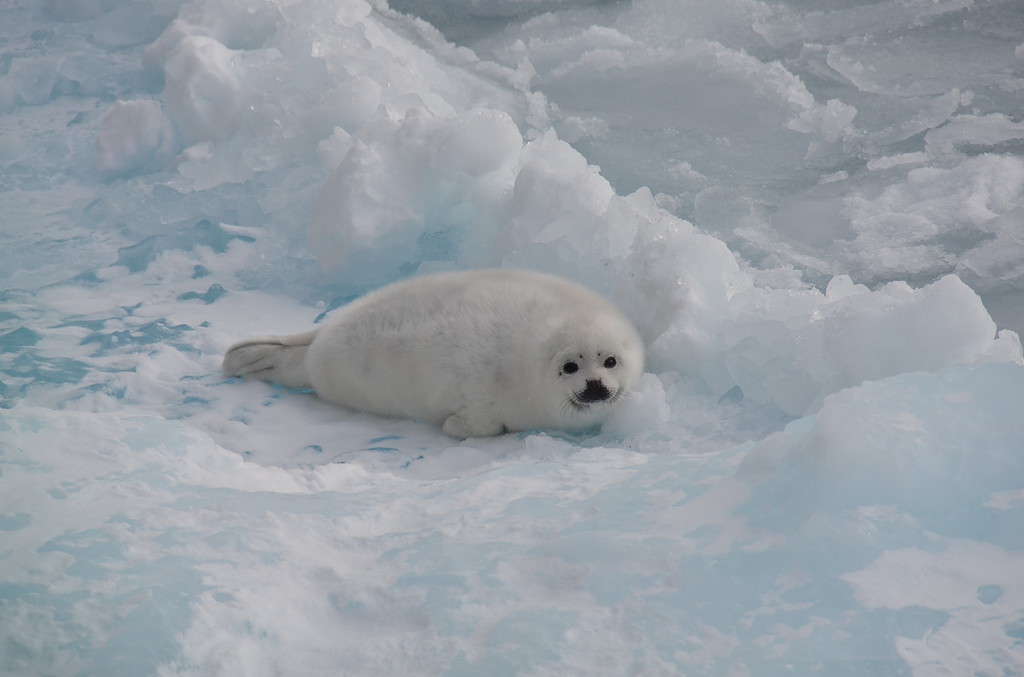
(541, 312), (644, 428)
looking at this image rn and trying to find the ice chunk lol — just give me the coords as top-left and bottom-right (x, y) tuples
(762, 150), (1024, 292)
(924, 113), (1024, 159)
(957, 207), (1024, 295)
(316, 127), (354, 170)
(162, 35), (244, 144)
(865, 152), (928, 171)
(96, 100), (177, 174)
(739, 362), (1024, 535)
(436, 108), (523, 176)
(504, 129), (615, 248)
(788, 97), (857, 144)
(823, 273), (865, 300)
(657, 274), (1017, 416)
(8, 58), (60, 106)
(322, 75), (381, 132)
(754, 0), (975, 49)
(600, 372), (671, 439)
(310, 107), (524, 281)
(824, 27), (1018, 97)
(847, 154), (1024, 279)
(143, 19), (202, 80)
(464, 3), (864, 205)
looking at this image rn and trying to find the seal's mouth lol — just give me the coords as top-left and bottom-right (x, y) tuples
(567, 387), (621, 411)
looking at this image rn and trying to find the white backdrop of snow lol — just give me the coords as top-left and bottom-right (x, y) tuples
(2, 0), (1024, 675)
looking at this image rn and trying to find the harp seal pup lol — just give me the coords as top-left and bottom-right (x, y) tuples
(222, 269), (644, 438)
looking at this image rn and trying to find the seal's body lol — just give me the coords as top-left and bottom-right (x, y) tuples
(223, 269), (644, 437)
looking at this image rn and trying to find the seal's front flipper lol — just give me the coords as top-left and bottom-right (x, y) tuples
(222, 330), (317, 389)
(442, 411), (507, 439)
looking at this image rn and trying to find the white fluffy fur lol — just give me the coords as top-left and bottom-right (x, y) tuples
(223, 269), (644, 437)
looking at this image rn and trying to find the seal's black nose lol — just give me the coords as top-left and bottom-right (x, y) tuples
(578, 379), (611, 402)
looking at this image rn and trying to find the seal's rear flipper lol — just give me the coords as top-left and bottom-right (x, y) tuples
(222, 329), (317, 388)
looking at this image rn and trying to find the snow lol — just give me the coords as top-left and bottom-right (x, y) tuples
(3, 0), (1024, 674)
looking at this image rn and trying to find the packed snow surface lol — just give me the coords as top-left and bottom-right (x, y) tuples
(2, 0), (1024, 674)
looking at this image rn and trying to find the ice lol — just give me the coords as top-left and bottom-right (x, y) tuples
(96, 99), (177, 173)
(4, 0), (1024, 674)
(600, 372), (672, 438)
(43, 0), (128, 23)
(735, 367), (1024, 675)
(682, 274), (1020, 416)
(7, 364), (1023, 675)
(758, 149), (1024, 310)
(843, 542), (1024, 675)
(161, 35), (244, 144)
(310, 105), (525, 279)
(739, 364), (1024, 529)
(308, 95), (1016, 414)
(925, 113), (1024, 159)
(9, 57), (61, 106)
(440, 107), (524, 176)
(436, 0), (1024, 326)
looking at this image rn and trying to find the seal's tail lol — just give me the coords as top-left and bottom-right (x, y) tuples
(222, 329), (317, 388)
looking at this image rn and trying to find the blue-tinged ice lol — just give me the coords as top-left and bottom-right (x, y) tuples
(3, 0), (1024, 675)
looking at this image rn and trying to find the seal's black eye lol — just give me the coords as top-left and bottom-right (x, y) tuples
(603, 356), (617, 369)
(562, 361), (579, 374)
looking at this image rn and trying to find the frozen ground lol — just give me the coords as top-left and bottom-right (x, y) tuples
(2, 0), (1024, 674)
